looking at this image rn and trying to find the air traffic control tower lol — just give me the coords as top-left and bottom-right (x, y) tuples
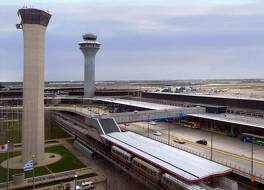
(17, 8), (51, 163)
(79, 34), (101, 98)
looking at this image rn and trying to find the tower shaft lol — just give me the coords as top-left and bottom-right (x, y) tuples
(22, 24), (46, 162)
(83, 50), (97, 98)
(18, 8), (51, 163)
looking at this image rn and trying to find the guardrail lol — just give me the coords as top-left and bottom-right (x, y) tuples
(0, 168), (89, 189)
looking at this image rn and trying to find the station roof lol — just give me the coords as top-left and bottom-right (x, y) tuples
(188, 113), (264, 129)
(93, 97), (178, 110)
(101, 131), (231, 183)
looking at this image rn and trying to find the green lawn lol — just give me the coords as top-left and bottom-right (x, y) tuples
(0, 146), (86, 183)
(45, 146), (85, 173)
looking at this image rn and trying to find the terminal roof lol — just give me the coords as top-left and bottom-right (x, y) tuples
(101, 131), (232, 183)
(150, 92), (264, 101)
(188, 113), (264, 129)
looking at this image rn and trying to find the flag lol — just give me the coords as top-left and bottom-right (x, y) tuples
(0, 144), (8, 152)
(23, 160), (34, 171)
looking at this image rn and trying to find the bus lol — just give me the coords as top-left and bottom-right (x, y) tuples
(180, 120), (200, 129)
(240, 133), (264, 146)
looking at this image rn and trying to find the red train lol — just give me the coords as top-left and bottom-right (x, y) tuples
(110, 146), (206, 190)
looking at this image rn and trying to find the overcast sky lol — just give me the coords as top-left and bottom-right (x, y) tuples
(0, 0), (264, 81)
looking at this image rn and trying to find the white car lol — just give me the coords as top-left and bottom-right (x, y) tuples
(153, 131), (162, 136)
(82, 181), (94, 189)
(76, 181), (94, 190)
(149, 121), (157, 125)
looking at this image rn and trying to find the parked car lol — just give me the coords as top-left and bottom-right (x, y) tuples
(173, 138), (186, 144)
(149, 121), (157, 125)
(75, 181), (95, 190)
(82, 181), (94, 189)
(153, 131), (162, 136)
(196, 139), (207, 145)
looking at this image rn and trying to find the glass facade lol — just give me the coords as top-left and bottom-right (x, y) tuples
(18, 8), (51, 27)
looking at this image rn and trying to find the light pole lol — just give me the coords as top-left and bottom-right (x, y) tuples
(74, 174), (78, 190)
(32, 154), (35, 190)
(147, 115), (150, 137)
(6, 111), (11, 190)
(251, 142), (254, 177)
(243, 134), (256, 182)
(167, 120), (170, 145)
(7, 140), (10, 190)
(210, 121), (214, 161)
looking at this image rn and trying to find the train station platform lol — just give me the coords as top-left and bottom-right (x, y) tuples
(101, 131), (232, 183)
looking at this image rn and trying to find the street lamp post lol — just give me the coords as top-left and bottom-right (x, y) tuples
(210, 121), (214, 161)
(6, 113), (11, 190)
(32, 154), (35, 190)
(147, 115), (150, 137)
(241, 134), (255, 182)
(7, 140), (10, 190)
(210, 130), (213, 160)
(168, 120), (170, 145)
(251, 140), (254, 180)
(74, 175), (78, 190)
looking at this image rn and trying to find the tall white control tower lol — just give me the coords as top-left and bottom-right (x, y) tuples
(79, 34), (101, 98)
(17, 8), (51, 163)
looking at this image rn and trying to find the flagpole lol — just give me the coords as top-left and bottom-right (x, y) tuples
(6, 109), (10, 190)
(7, 140), (9, 190)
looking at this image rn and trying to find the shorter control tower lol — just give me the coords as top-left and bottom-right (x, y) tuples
(79, 34), (101, 98)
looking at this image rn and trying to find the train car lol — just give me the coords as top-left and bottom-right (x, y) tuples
(111, 146), (133, 164)
(161, 173), (206, 190)
(161, 173), (183, 190)
(132, 157), (162, 182)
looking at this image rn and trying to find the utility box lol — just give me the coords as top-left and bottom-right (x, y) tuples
(12, 173), (25, 185)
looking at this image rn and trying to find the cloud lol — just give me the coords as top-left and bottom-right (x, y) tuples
(0, 0), (264, 81)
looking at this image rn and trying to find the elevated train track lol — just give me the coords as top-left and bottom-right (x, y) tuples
(53, 112), (163, 190)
